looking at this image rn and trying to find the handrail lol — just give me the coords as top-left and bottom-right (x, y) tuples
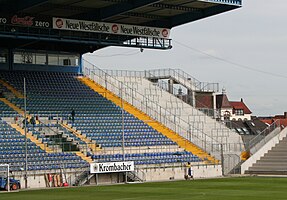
(156, 79), (218, 118)
(147, 68), (219, 92)
(101, 66), (244, 153)
(103, 68), (219, 93)
(247, 120), (281, 151)
(83, 60), (223, 160)
(135, 76), (243, 153)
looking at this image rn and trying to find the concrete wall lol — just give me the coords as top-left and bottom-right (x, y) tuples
(89, 173), (124, 185)
(11, 165), (222, 189)
(12, 169), (84, 189)
(13, 64), (79, 73)
(140, 165), (222, 182)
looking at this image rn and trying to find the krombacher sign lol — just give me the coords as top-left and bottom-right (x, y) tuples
(90, 161), (135, 174)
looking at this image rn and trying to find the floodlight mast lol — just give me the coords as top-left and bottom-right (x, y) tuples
(120, 82), (127, 183)
(24, 77), (28, 188)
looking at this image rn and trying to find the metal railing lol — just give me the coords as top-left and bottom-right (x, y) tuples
(146, 69), (219, 93)
(83, 60), (224, 160)
(247, 120), (282, 153)
(156, 79), (218, 118)
(104, 68), (219, 93)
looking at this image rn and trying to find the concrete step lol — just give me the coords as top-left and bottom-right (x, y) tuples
(260, 158), (287, 162)
(253, 162), (287, 167)
(261, 155), (287, 159)
(245, 170), (287, 175)
(271, 146), (287, 150)
(256, 159), (287, 163)
(264, 152), (287, 156)
(267, 149), (287, 152)
(249, 165), (287, 171)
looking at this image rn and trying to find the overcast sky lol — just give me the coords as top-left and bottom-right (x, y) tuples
(84, 0), (287, 117)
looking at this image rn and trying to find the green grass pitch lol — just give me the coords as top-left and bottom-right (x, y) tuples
(2, 177), (287, 200)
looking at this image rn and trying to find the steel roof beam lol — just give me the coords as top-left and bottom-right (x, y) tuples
(7, 0), (49, 13)
(150, 2), (201, 12)
(100, 0), (163, 20)
(73, 0), (162, 21)
(145, 4), (238, 28)
(169, 4), (238, 27)
(123, 12), (162, 20)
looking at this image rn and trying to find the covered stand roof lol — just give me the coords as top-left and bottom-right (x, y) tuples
(0, 0), (242, 53)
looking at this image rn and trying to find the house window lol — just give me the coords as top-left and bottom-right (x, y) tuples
(234, 109), (244, 116)
(223, 111), (231, 120)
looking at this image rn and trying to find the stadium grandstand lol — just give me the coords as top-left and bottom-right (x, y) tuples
(3, 0), (285, 190)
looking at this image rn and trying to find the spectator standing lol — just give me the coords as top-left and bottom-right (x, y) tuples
(30, 116), (36, 128)
(71, 108), (75, 123)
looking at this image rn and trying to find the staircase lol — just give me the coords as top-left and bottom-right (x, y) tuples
(10, 123), (54, 153)
(146, 68), (219, 93)
(74, 170), (94, 186)
(127, 170), (145, 182)
(0, 98), (24, 115)
(48, 132), (79, 151)
(61, 123), (100, 152)
(0, 94), (99, 154)
(75, 152), (93, 163)
(246, 136), (287, 175)
(0, 79), (24, 98)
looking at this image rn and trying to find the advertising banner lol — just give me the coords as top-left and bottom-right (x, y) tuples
(0, 15), (51, 28)
(90, 161), (135, 174)
(53, 17), (170, 39)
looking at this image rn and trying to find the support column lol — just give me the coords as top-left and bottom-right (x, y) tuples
(168, 79), (173, 94)
(79, 54), (83, 74)
(212, 92), (217, 119)
(187, 89), (195, 107)
(8, 48), (13, 70)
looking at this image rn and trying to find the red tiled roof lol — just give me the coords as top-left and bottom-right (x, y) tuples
(230, 101), (252, 114)
(216, 94), (232, 109)
(261, 119), (287, 127)
(279, 119), (287, 127)
(261, 119), (273, 125)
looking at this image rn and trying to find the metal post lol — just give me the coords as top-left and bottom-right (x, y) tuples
(120, 82), (127, 183)
(220, 144), (224, 176)
(24, 77), (28, 189)
(121, 83), (125, 161)
(7, 164), (10, 192)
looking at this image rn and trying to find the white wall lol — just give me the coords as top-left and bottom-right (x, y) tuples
(143, 165), (222, 181)
(231, 114), (251, 121)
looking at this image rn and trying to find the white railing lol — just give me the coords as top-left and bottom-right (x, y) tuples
(146, 69), (219, 92)
(247, 120), (282, 153)
(103, 68), (219, 92)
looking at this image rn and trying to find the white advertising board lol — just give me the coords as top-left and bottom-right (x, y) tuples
(53, 17), (170, 39)
(90, 161), (135, 174)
